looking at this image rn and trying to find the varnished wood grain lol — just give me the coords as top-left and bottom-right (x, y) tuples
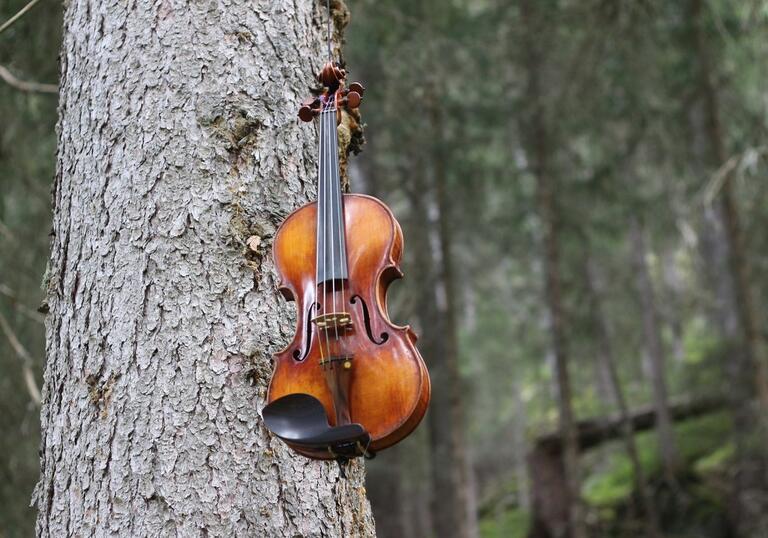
(268, 194), (431, 458)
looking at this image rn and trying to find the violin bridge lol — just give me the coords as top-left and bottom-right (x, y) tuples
(312, 312), (353, 331)
(319, 355), (354, 370)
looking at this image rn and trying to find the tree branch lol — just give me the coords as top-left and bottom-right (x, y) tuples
(0, 283), (46, 324)
(0, 0), (44, 35)
(701, 145), (768, 207)
(0, 64), (57, 94)
(0, 310), (42, 406)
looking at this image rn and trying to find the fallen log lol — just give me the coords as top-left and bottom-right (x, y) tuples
(527, 395), (727, 538)
(536, 395), (727, 453)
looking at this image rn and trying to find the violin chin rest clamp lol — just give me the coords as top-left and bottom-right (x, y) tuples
(263, 393), (373, 458)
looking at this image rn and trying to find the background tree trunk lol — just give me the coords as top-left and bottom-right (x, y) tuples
(584, 254), (660, 538)
(628, 217), (680, 483)
(431, 99), (479, 538)
(407, 153), (467, 538)
(520, 1), (584, 536)
(34, 1), (375, 535)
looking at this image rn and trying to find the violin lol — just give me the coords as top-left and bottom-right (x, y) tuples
(262, 62), (430, 461)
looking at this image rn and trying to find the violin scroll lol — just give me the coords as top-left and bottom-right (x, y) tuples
(298, 62), (365, 123)
(319, 62), (345, 89)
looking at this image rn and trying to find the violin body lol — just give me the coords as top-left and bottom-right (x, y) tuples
(269, 194), (430, 459)
(262, 60), (429, 460)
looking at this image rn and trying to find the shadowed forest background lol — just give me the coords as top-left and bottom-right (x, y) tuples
(2, 0), (767, 536)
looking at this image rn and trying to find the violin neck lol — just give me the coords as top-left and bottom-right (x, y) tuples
(316, 106), (349, 286)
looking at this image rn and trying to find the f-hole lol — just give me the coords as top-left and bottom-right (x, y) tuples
(293, 302), (319, 360)
(350, 295), (389, 345)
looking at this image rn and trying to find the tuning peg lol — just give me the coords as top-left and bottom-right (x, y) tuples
(349, 82), (365, 97)
(298, 97), (320, 122)
(345, 91), (361, 109)
(298, 106), (315, 122)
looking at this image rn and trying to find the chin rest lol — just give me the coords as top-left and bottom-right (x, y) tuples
(263, 393), (373, 459)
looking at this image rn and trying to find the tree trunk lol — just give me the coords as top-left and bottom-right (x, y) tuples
(660, 248), (686, 364)
(34, 1), (375, 536)
(406, 148), (471, 538)
(409, 169), (453, 538)
(366, 449), (406, 538)
(510, 370), (531, 512)
(519, 2), (583, 537)
(432, 107), (479, 538)
(628, 217), (680, 483)
(584, 255), (660, 538)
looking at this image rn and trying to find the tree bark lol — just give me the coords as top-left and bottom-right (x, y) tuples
(34, 1), (376, 536)
(628, 217), (680, 483)
(519, 1), (584, 537)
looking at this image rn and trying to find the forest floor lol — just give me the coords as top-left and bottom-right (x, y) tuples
(481, 412), (733, 538)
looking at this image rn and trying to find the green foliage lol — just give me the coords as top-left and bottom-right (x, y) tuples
(479, 508), (529, 538)
(584, 413), (732, 508)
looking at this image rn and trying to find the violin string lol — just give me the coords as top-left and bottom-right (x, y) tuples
(315, 97), (325, 367)
(327, 94), (340, 350)
(321, 98), (331, 366)
(333, 95), (345, 348)
(326, 0), (337, 357)
(331, 94), (347, 337)
(323, 97), (335, 363)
